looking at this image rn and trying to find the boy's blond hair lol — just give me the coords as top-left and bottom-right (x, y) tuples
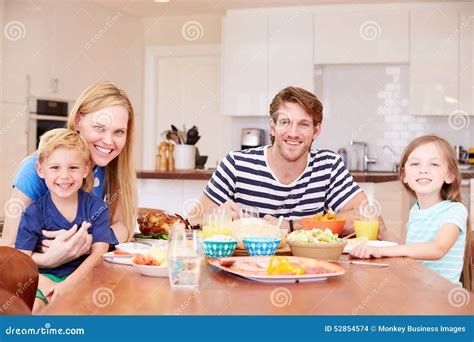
(37, 128), (94, 192)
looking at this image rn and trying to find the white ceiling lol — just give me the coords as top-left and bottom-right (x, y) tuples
(89, 0), (463, 17)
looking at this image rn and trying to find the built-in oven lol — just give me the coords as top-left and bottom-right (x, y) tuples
(27, 98), (69, 154)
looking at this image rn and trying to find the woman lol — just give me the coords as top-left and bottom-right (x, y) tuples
(1, 81), (137, 268)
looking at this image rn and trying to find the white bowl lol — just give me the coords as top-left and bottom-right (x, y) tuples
(132, 263), (168, 277)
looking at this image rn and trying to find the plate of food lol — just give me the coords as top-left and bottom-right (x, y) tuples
(102, 250), (136, 265)
(342, 238), (399, 254)
(115, 242), (154, 254)
(131, 246), (169, 277)
(208, 256), (345, 283)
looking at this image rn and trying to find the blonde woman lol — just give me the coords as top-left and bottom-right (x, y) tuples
(1, 81), (137, 269)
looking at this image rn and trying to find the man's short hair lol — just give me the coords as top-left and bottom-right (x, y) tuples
(269, 86), (323, 144)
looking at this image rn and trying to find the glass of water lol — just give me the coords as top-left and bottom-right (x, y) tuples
(167, 226), (204, 289)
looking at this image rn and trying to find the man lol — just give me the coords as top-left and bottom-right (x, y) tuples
(196, 86), (377, 235)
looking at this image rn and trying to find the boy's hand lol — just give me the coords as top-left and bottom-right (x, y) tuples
(45, 281), (70, 303)
(350, 245), (383, 259)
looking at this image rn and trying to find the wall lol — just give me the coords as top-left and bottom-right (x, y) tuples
(0, 0), (145, 218)
(2, 0), (144, 166)
(143, 15), (221, 46)
(143, 14), (272, 167)
(315, 64), (474, 171)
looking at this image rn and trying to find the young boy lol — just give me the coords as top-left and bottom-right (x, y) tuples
(15, 128), (118, 312)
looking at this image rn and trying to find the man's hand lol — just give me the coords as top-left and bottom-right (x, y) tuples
(38, 222), (92, 268)
(221, 200), (241, 220)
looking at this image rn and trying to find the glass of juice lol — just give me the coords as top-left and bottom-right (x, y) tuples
(353, 201), (380, 240)
(202, 208), (232, 238)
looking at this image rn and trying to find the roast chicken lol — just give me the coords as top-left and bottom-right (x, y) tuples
(137, 210), (188, 235)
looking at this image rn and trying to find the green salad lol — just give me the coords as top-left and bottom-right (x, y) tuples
(133, 232), (169, 240)
(287, 228), (340, 244)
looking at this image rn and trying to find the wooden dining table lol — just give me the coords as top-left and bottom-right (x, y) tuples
(41, 255), (473, 315)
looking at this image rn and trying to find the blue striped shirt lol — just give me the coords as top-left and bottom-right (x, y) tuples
(406, 200), (467, 286)
(204, 146), (362, 220)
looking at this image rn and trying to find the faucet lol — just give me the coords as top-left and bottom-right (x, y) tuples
(383, 145), (399, 173)
(350, 140), (377, 171)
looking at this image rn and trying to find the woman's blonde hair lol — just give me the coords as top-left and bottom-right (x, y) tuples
(37, 128), (94, 192)
(399, 135), (471, 290)
(68, 81), (137, 241)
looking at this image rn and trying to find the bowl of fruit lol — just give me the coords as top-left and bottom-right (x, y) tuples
(300, 213), (346, 236)
(132, 246), (168, 277)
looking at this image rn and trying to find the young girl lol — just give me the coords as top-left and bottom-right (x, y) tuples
(15, 129), (118, 312)
(350, 135), (471, 290)
(2, 81), (137, 267)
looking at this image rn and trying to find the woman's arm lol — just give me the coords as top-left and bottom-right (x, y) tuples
(0, 188), (32, 247)
(110, 200), (130, 243)
(33, 222), (92, 268)
(350, 223), (460, 260)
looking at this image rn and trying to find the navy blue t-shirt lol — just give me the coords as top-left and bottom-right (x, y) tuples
(15, 190), (118, 278)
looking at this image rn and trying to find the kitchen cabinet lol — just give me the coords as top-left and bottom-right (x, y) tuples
(267, 12), (314, 100)
(313, 9), (409, 64)
(459, 5), (474, 116)
(222, 10), (314, 116)
(409, 8), (460, 116)
(222, 13), (268, 116)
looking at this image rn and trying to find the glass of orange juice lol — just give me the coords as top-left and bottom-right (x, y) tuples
(353, 201), (380, 240)
(202, 208), (232, 238)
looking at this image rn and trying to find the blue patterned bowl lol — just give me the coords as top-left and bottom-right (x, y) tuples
(204, 240), (237, 258)
(243, 237), (281, 256)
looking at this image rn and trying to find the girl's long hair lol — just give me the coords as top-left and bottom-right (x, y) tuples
(399, 135), (471, 290)
(68, 81), (137, 241)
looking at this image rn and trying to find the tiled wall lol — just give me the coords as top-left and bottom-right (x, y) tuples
(315, 64), (473, 171)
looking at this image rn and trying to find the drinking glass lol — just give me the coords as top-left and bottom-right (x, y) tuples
(167, 227), (204, 289)
(353, 201), (380, 240)
(239, 206), (260, 219)
(202, 208), (233, 238)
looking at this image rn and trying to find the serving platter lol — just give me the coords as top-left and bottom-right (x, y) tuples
(209, 256), (345, 283)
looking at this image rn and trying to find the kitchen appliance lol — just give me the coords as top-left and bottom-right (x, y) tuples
(453, 145), (468, 164)
(468, 148), (474, 165)
(27, 98), (69, 154)
(241, 128), (265, 150)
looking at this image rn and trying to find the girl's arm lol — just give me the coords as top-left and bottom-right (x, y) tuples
(350, 223), (460, 260)
(45, 242), (109, 302)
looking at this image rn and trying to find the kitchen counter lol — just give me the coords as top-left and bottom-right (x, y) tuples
(137, 169), (474, 182)
(137, 169), (400, 183)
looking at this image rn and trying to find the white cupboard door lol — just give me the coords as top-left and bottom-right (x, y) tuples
(268, 12), (314, 100)
(313, 9), (409, 64)
(460, 5), (473, 116)
(222, 14), (268, 116)
(409, 8), (459, 116)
